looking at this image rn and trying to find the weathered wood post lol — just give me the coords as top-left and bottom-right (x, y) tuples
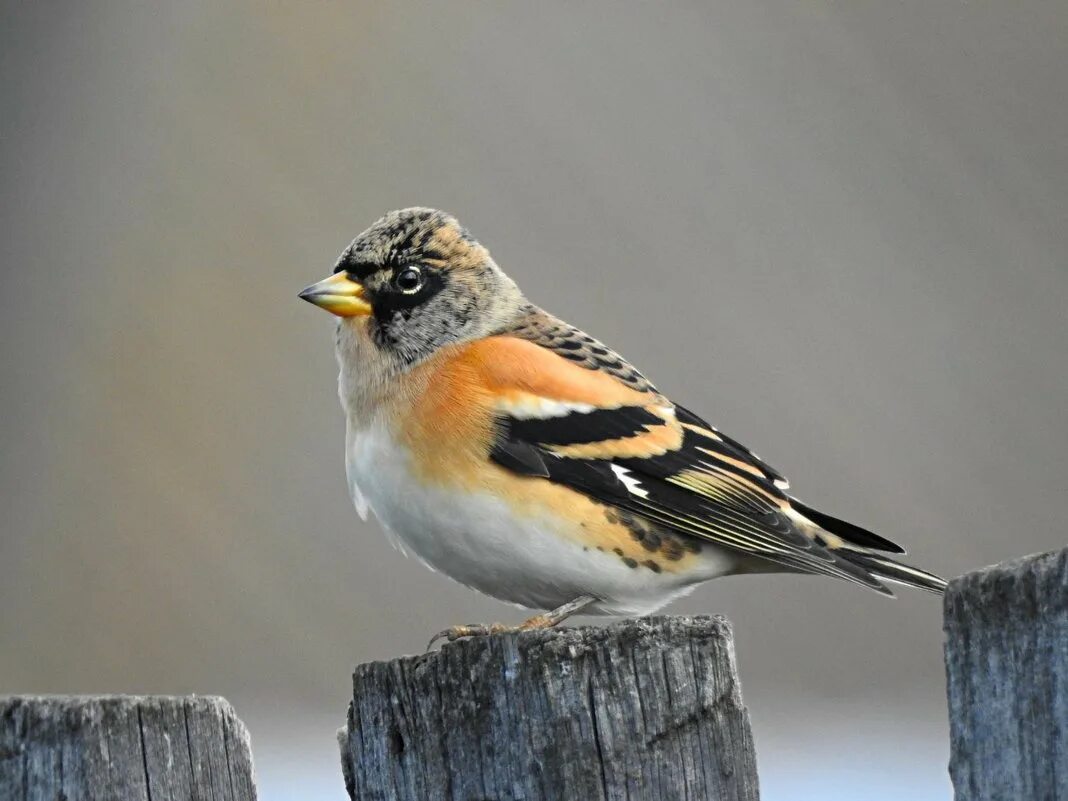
(944, 547), (1068, 800)
(0, 695), (257, 801)
(339, 615), (760, 801)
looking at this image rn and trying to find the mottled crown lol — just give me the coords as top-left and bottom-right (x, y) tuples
(335, 208), (489, 277)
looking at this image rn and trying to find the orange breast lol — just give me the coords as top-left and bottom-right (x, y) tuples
(386, 336), (698, 574)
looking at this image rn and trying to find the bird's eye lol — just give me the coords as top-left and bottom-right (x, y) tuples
(394, 267), (423, 293)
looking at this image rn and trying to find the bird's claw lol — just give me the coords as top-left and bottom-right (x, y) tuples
(425, 603), (589, 651)
(426, 622), (508, 651)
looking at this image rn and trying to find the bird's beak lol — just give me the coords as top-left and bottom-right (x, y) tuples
(298, 272), (372, 317)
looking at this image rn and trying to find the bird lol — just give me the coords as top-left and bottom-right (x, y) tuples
(299, 208), (946, 646)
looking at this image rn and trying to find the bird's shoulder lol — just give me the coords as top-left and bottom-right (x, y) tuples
(392, 307), (665, 481)
(406, 305), (785, 485)
(498, 305), (658, 394)
(475, 307), (787, 484)
(412, 308), (658, 414)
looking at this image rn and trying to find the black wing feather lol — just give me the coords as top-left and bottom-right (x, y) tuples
(489, 404), (893, 593)
(489, 311), (944, 594)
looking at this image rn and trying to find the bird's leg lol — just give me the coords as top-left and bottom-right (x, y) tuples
(427, 595), (597, 651)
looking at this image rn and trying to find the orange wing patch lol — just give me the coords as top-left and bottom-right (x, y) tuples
(396, 335), (658, 484)
(463, 336), (683, 460)
(463, 336), (653, 409)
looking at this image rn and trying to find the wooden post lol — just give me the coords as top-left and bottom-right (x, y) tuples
(944, 547), (1068, 800)
(340, 615), (760, 801)
(0, 695), (257, 801)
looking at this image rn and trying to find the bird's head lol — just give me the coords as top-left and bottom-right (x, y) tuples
(300, 208), (523, 366)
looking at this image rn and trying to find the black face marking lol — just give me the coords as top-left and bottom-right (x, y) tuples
(394, 267), (423, 292)
(332, 208), (526, 372)
(334, 259), (378, 277)
(347, 261), (462, 366)
(369, 268), (445, 321)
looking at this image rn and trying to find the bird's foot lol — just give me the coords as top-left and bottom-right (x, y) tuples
(426, 596), (597, 651)
(426, 616), (553, 651)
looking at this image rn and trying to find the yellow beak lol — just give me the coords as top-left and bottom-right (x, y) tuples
(298, 272), (372, 317)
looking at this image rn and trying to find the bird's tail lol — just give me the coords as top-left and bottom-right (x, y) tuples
(788, 499), (947, 595)
(838, 551), (948, 595)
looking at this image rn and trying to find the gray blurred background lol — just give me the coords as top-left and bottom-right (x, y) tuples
(2, 2), (1066, 798)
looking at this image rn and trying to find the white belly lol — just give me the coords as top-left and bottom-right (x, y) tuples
(344, 421), (737, 615)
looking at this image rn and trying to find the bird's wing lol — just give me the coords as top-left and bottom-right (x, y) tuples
(469, 329), (896, 594)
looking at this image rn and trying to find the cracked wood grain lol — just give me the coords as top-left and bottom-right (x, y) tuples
(944, 547), (1068, 801)
(340, 615), (760, 801)
(0, 695), (257, 801)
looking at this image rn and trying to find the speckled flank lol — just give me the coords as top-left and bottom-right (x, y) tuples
(603, 506), (701, 571)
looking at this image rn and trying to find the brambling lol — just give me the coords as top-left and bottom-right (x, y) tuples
(300, 208), (946, 645)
